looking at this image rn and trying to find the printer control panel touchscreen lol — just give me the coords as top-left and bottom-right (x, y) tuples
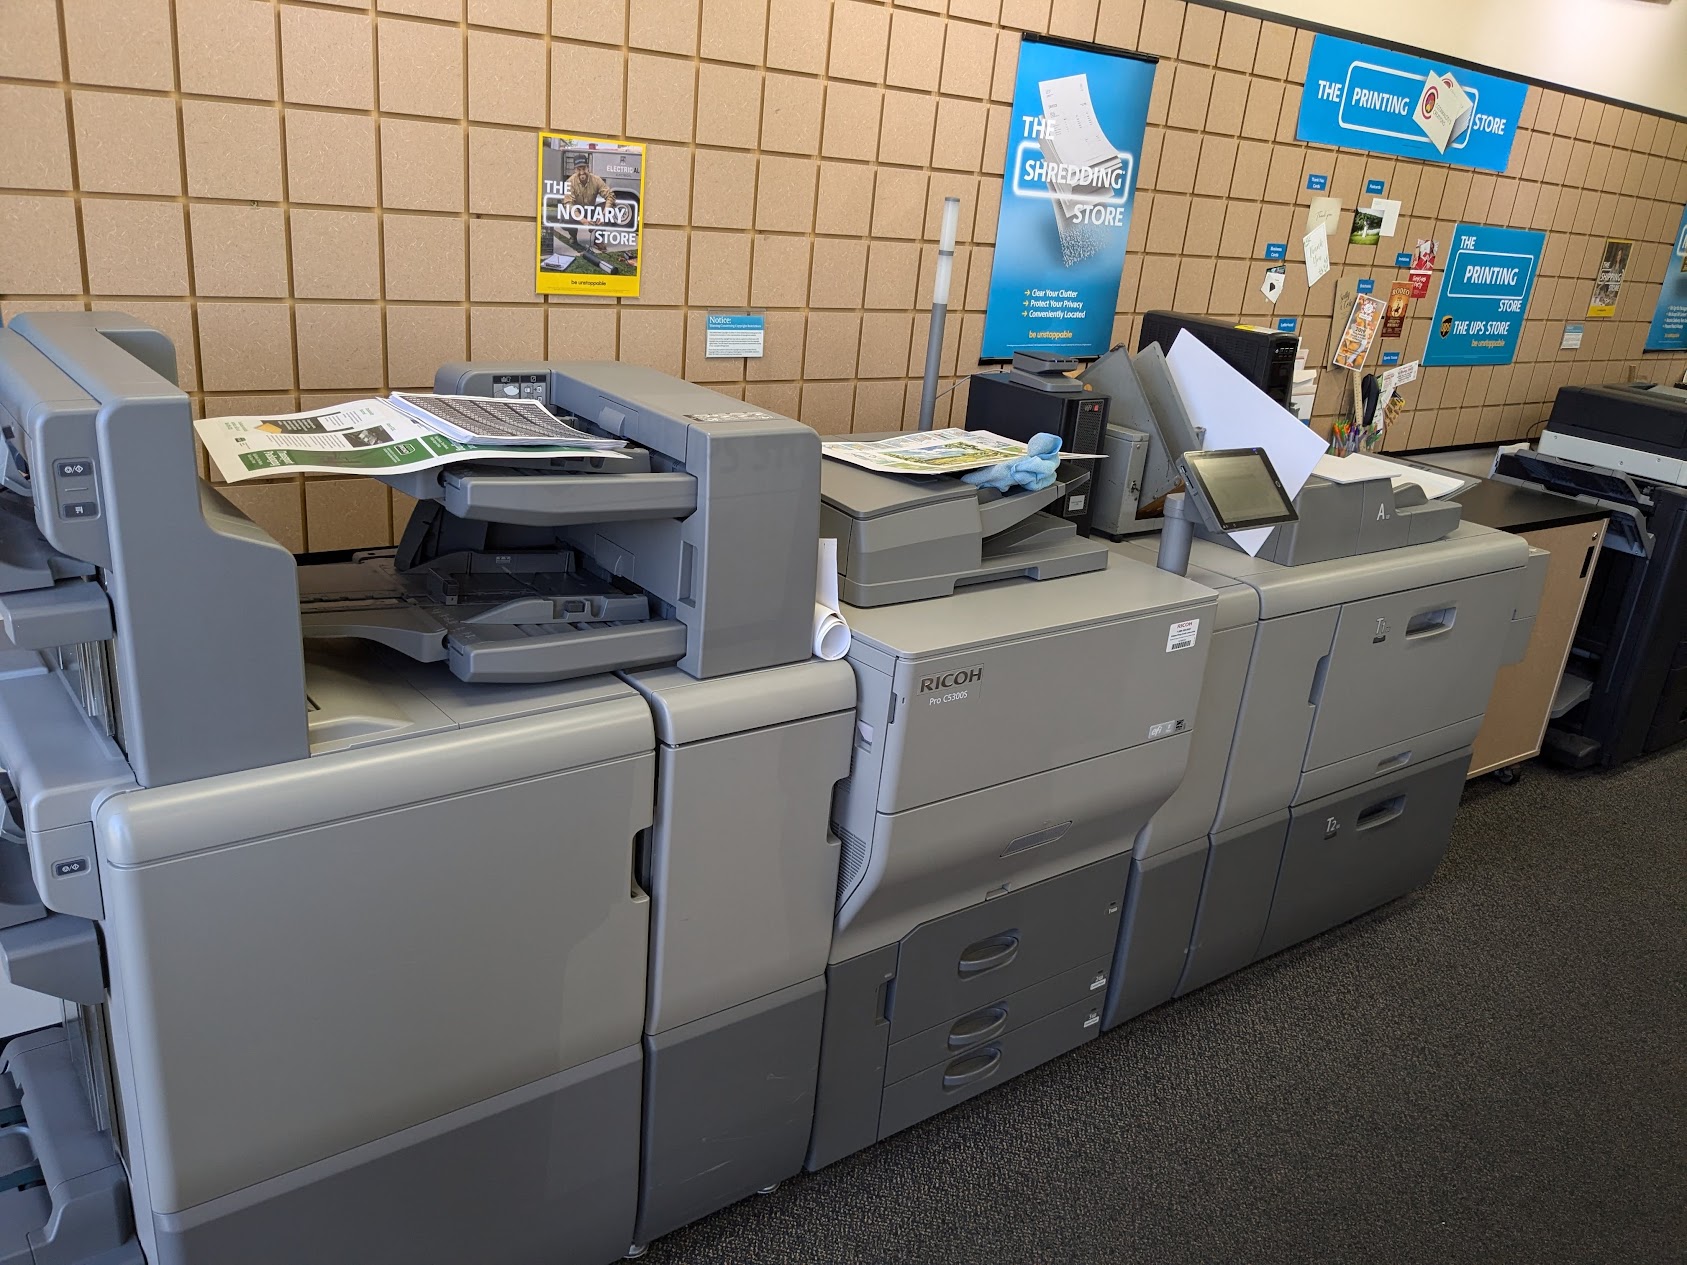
(1179, 448), (1298, 532)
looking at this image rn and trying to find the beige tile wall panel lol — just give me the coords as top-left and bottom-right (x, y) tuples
(285, 110), (380, 208)
(191, 206), (289, 299)
(0, 0), (65, 81)
(1, 0), (1683, 550)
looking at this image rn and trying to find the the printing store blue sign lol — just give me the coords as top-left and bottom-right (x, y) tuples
(981, 35), (1155, 360)
(1423, 224), (1546, 366)
(1298, 35), (1527, 173)
(1644, 203), (1687, 351)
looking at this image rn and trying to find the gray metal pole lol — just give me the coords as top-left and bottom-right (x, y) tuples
(916, 300), (948, 432)
(916, 197), (962, 432)
(1156, 492), (1195, 575)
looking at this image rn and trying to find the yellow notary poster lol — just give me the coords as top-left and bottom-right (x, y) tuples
(534, 132), (645, 297)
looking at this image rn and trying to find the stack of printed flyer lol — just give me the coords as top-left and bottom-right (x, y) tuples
(194, 393), (627, 484)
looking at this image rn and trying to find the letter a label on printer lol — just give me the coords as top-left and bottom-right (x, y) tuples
(1165, 618), (1199, 652)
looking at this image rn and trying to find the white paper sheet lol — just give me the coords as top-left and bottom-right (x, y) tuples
(1378, 359), (1420, 395)
(813, 538), (851, 660)
(1303, 221), (1331, 287)
(1306, 196), (1342, 239)
(1165, 331), (1329, 555)
(1313, 451), (1466, 500)
(1261, 265), (1285, 303)
(1368, 197), (1402, 236)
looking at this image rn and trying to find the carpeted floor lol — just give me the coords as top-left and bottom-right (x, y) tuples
(646, 745), (1687, 1265)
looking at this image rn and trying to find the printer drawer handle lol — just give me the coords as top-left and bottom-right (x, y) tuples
(1356, 795), (1407, 832)
(956, 933), (1019, 978)
(1405, 607), (1457, 639)
(942, 1047), (1002, 1091)
(948, 1006), (1009, 1049)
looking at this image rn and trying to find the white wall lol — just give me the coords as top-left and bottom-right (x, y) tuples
(1230, 0), (1687, 118)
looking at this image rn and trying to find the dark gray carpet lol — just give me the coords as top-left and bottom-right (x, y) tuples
(647, 745), (1687, 1265)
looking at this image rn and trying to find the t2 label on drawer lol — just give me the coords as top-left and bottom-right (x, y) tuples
(1166, 618), (1200, 651)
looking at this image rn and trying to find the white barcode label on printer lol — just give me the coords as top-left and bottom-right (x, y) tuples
(1166, 618), (1199, 652)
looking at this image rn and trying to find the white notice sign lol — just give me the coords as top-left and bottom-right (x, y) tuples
(704, 312), (765, 358)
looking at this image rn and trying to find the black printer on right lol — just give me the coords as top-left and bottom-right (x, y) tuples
(1494, 381), (1687, 767)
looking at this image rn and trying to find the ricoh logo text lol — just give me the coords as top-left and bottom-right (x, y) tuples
(919, 666), (982, 694)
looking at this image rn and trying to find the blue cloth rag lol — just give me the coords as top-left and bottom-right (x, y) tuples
(961, 432), (1064, 493)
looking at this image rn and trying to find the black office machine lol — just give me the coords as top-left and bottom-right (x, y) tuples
(964, 351), (1108, 535)
(1493, 381), (1687, 767)
(1138, 311), (1298, 409)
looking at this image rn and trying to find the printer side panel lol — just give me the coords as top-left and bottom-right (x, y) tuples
(1216, 608), (1339, 834)
(682, 420), (820, 677)
(96, 701), (654, 1224)
(1304, 564), (1526, 772)
(2, 314), (309, 786)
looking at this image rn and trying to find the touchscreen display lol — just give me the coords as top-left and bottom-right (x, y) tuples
(1184, 450), (1296, 528)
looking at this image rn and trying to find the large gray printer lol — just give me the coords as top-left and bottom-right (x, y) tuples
(804, 456), (1218, 1168)
(1089, 360), (1546, 1027)
(0, 312), (854, 1265)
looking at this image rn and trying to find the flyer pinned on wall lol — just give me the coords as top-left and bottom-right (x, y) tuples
(1423, 223), (1546, 366)
(1333, 293), (1384, 370)
(980, 35), (1156, 360)
(1303, 222), (1331, 287)
(1381, 281), (1412, 338)
(1645, 205), (1687, 351)
(535, 132), (645, 297)
(1587, 239), (1633, 318)
(1410, 239), (1438, 299)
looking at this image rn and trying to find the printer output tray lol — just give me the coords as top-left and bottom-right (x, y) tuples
(298, 552), (685, 684)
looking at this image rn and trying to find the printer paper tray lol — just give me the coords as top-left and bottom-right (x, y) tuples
(299, 598), (685, 684)
(437, 470), (698, 527)
(298, 552), (687, 683)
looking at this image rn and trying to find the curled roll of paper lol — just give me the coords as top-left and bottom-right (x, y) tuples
(814, 538), (851, 661)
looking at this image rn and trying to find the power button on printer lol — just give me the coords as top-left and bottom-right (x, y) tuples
(53, 858), (90, 878)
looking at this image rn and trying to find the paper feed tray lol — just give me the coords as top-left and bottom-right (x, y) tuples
(382, 449), (700, 528)
(298, 550), (685, 684)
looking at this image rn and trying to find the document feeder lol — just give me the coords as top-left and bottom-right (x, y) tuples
(820, 446), (1109, 606)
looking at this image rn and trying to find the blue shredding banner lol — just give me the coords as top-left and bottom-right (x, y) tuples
(1423, 224), (1546, 366)
(1298, 34), (1527, 173)
(980, 36), (1156, 360)
(1645, 204), (1687, 351)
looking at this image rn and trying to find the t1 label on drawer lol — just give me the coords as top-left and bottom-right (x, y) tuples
(1165, 618), (1199, 651)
